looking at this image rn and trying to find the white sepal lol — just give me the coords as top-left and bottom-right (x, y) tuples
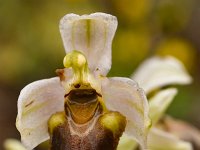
(4, 139), (27, 150)
(149, 88), (177, 125)
(60, 13), (117, 76)
(132, 56), (192, 94)
(101, 77), (151, 149)
(16, 77), (65, 150)
(148, 128), (193, 150)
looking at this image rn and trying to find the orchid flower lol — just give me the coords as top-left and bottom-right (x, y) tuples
(16, 13), (151, 150)
(118, 56), (193, 150)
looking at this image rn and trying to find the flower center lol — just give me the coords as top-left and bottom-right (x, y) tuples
(63, 50), (103, 124)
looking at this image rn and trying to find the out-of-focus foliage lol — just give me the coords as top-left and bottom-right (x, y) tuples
(153, 0), (193, 33)
(0, 0), (95, 87)
(0, 0), (200, 149)
(111, 28), (151, 76)
(109, 0), (150, 24)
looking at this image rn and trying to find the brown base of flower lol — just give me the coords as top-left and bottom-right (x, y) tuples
(49, 111), (126, 150)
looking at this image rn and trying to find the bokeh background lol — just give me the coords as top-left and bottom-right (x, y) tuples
(0, 0), (200, 149)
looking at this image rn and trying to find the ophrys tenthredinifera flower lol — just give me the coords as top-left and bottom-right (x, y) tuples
(16, 13), (151, 150)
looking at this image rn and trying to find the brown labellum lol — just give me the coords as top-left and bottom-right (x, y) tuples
(49, 89), (126, 150)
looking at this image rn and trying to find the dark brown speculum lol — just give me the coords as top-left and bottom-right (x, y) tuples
(49, 88), (126, 150)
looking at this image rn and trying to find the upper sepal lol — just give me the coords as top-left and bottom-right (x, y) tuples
(59, 13), (117, 76)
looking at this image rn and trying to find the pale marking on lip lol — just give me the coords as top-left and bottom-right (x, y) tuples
(68, 107), (100, 137)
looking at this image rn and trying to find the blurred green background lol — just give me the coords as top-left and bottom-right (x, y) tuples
(0, 0), (200, 149)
